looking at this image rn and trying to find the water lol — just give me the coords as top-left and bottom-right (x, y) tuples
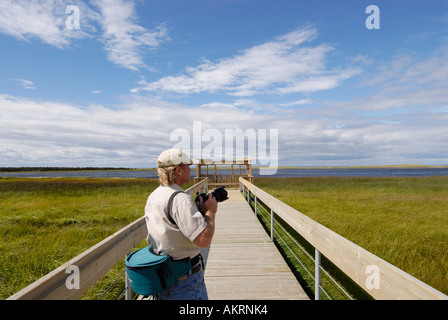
(1, 167), (448, 178)
(265, 167), (448, 178)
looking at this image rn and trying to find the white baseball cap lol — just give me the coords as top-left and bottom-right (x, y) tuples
(156, 148), (193, 168)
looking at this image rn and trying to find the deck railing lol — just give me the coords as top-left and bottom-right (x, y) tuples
(7, 178), (209, 300)
(239, 177), (448, 300)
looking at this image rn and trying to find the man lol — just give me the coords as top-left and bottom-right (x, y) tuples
(144, 148), (218, 300)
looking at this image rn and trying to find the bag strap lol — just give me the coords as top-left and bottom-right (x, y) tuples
(165, 190), (184, 225)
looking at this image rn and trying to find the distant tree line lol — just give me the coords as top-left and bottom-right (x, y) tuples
(0, 167), (132, 172)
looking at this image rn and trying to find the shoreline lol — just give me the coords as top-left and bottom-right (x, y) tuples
(269, 164), (448, 169)
(1, 164), (448, 173)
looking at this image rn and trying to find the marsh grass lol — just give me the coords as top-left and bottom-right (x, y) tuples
(0, 177), (160, 299)
(254, 176), (448, 297)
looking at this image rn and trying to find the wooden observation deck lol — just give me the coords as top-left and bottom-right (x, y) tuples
(193, 159), (254, 189)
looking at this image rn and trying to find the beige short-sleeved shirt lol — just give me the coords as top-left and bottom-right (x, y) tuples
(144, 184), (207, 260)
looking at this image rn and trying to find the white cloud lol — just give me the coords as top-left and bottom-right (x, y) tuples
(15, 79), (36, 89)
(335, 46), (448, 111)
(0, 94), (174, 166)
(92, 0), (170, 71)
(1, 93), (448, 167)
(0, 94), (264, 166)
(0, 0), (92, 48)
(200, 102), (237, 109)
(0, 0), (169, 71)
(279, 99), (313, 107)
(133, 26), (360, 96)
(91, 89), (107, 94)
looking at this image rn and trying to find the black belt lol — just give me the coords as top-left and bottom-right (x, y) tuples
(190, 254), (201, 267)
(173, 253), (201, 266)
(177, 254), (203, 280)
(151, 248), (203, 274)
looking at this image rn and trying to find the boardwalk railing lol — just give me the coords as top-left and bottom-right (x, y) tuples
(7, 178), (209, 300)
(239, 177), (448, 300)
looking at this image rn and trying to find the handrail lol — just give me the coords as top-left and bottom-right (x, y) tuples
(239, 177), (448, 300)
(186, 177), (209, 196)
(8, 178), (208, 300)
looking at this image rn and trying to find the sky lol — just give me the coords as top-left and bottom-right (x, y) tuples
(1, 0), (448, 169)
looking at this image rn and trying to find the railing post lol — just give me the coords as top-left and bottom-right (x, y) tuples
(125, 253), (132, 300)
(270, 209), (274, 241)
(315, 249), (321, 300)
(254, 189), (257, 217)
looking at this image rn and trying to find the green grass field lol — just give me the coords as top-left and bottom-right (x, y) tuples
(0, 178), (161, 299)
(1, 176), (447, 299)
(254, 176), (448, 297)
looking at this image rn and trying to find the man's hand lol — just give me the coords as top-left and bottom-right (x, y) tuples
(201, 193), (217, 216)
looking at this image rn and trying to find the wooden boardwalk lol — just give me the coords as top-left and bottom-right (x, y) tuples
(202, 190), (309, 300)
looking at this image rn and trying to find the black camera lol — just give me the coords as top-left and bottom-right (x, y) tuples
(195, 186), (229, 216)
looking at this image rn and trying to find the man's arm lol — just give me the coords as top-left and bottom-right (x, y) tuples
(193, 194), (218, 248)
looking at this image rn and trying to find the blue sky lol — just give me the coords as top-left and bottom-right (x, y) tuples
(1, 0), (448, 168)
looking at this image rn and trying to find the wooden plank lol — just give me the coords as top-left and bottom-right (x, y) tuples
(240, 178), (448, 300)
(204, 190), (309, 300)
